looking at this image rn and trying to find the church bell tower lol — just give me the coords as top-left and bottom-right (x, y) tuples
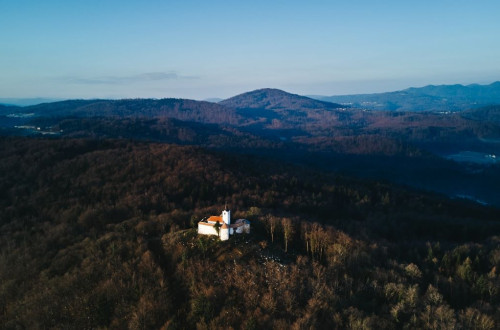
(222, 204), (230, 225)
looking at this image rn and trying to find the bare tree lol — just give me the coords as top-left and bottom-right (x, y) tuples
(282, 218), (294, 253)
(264, 214), (279, 243)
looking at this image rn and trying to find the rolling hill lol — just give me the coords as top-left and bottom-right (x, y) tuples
(461, 105), (500, 125)
(220, 88), (343, 110)
(3, 98), (241, 125)
(2, 87), (500, 205)
(312, 81), (500, 112)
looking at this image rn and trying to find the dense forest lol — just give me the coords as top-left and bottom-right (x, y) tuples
(4, 112), (499, 206)
(1, 137), (500, 329)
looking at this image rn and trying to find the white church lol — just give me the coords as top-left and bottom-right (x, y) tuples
(197, 207), (250, 241)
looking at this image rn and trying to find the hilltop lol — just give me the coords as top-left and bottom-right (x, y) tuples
(220, 88), (343, 110)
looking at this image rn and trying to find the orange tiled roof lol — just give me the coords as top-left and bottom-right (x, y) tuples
(207, 215), (223, 223)
(198, 221), (229, 230)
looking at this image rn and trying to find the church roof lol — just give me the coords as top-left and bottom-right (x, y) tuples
(207, 215), (223, 223)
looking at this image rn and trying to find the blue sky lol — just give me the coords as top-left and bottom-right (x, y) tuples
(1, 0), (500, 100)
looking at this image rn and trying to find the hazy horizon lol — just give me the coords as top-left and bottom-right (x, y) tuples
(2, 1), (500, 100)
(2, 79), (500, 107)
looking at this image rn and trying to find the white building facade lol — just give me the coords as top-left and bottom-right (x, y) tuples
(197, 208), (250, 241)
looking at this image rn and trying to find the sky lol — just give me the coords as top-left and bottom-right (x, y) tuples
(1, 0), (500, 100)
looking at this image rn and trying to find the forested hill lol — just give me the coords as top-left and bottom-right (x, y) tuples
(462, 105), (500, 125)
(0, 104), (21, 114)
(313, 81), (500, 112)
(13, 98), (242, 125)
(3, 89), (347, 129)
(2, 88), (500, 207)
(219, 88), (344, 110)
(1, 137), (500, 328)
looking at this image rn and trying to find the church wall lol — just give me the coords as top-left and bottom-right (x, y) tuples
(198, 223), (218, 236)
(220, 228), (229, 241)
(243, 223), (250, 234)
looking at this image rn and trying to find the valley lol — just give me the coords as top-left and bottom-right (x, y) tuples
(2, 85), (500, 328)
(2, 88), (500, 205)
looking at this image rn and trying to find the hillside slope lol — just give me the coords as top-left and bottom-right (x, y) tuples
(314, 81), (500, 111)
(461, 105), (500, 125)
(9, 98), (242, 125)
(2, 90), (500, 207)
(1, 137), (500, 328)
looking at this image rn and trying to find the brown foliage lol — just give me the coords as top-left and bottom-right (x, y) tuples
(0, 137), (500, 328)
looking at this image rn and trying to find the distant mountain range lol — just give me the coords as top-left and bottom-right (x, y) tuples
(1, 87), (500, 205)
(4, 81), (500, 112)
(2, 87), (500, 137)
(310, 81), (500, 112)
(0, 97), (61, 106)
